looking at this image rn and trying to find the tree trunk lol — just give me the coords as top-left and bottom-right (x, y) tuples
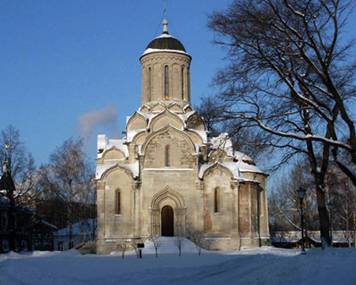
(316, 186), (331, 248)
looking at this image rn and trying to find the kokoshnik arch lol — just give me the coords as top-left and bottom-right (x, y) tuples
(95, 18), (269, 253)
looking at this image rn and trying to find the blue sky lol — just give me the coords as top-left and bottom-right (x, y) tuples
(0, 0), (233, 164)
(0, 0), (355, 166)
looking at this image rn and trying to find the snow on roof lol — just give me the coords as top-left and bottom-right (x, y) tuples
(198, 162), (240, 180)
(107, 139), (128, 156)
(210, 133), (234, 157)
(234, 151), (254, 163)
(96, 162), (116, 179)
(187, 129), (207, 143)
(199, 161), (263, 181)
(155, 33), (175, 39)
(237, 160), (264, 174)
(96, 161), (139, 180)
(142, 48), (189, 57)
(97, 136), (129, 159)
(54, 219), (96, 237)
(126, 129), (145, 143)
(97, 134), (107, 151)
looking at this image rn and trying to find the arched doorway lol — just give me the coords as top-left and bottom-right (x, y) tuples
(161, 206), (174, 236)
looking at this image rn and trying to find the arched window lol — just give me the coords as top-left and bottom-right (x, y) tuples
(164, 65), (169, 99)
(148, 67), (152, 101)
(181, 66), (185, 100)
(165, 145), (170, 167)
(214, 187), (220, 213)
(115, 190), (121, 215)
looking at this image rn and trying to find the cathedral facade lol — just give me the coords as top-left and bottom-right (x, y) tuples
(96, 21), (269, 253)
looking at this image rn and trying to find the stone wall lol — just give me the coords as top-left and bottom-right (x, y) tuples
(140, 52), (191, 104)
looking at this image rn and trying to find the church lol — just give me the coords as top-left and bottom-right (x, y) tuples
(95, 19), (269, 253)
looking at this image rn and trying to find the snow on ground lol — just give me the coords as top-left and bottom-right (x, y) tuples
(0, 238), (355, 285)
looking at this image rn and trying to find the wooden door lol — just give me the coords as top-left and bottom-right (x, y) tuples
(161, 206), (174, 236)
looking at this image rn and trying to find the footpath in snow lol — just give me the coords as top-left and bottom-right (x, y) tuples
(0, 237), (355, 285)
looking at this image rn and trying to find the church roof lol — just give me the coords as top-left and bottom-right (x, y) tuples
(141, 18), (190, 58)
(146, 33), (186, 52)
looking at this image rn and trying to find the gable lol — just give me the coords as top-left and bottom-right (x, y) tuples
(150, 111), (184, 131)
(186, 113), (205, 131)
(143, 127), (196, 169)
(127, 112), (147, 132)
(102, 147), (126, 161)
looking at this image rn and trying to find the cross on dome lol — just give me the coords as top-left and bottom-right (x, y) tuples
(162, 18), (168, 34)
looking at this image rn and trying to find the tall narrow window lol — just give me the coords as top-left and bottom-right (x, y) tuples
(181, 66), (185, 100)
(187, 68), (190, 101)
(115, 190), (121, 214)
(148, 67), (152, 101)
(214, 188), (220, 213)
(165, 145), (170, 167)
(164, 65), (169, 99)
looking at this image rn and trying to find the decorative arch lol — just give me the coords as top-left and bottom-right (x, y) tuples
(151, 186), (186, 237)
(201, 162), (234, 180)
(186, 129), (205, 144)
(101, 147), (126, 161)
(151, 186), (186, 209)
(100, 163), (135, 181)
(186, 112), (205, 131)
(149, 110), (184, 131)
(127, 112), (147, 131)
(131, 130), (147, 145)
(142, 125), (196, 156)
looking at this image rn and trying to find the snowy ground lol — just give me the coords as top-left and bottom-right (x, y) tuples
(0, 238), (355, 285)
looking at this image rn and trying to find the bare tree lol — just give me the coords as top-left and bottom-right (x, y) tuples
(327, 166), (356, 247)
(186, 227), (204, 256)
(208, 0), (356, 247)
(195, 97), (223, 137)
(0, 125), (38, 207)
(150, 235), (161, 257)
(196, 98), (271, 160)
(175, 236), (184, 256)
(116, 242), (127, 259)
(269, 160), (319, 233)
(38, 138), (95, 247)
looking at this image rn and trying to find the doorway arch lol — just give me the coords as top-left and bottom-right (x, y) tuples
(161, 206), (174, 236)
(151, 187), (186, 237)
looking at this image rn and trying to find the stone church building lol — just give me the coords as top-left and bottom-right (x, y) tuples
(96, 19), (269, 253)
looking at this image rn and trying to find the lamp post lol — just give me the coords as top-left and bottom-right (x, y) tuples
(297, 187), (307, 255)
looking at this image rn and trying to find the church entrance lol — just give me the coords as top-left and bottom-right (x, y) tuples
(161, 206), (174, 236)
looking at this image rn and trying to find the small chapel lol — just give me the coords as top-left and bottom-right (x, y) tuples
(95, 18), (269, 253)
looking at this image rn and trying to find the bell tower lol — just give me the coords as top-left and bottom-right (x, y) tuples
(140, 18), (191, 106)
